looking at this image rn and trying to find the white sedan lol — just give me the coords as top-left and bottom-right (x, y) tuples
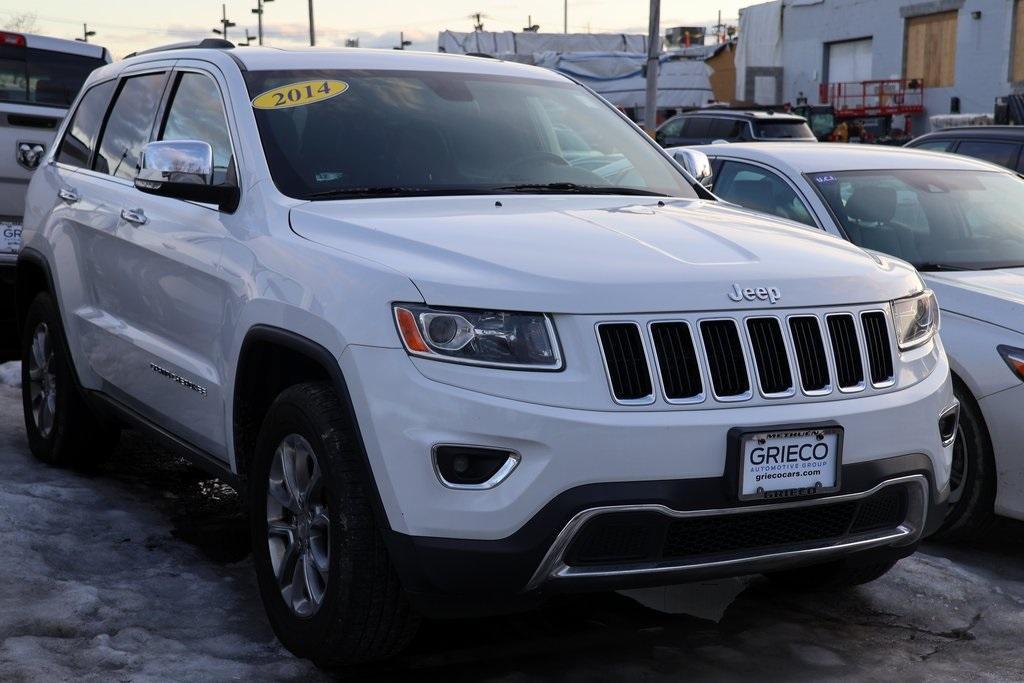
(677, 142), (1024, 540)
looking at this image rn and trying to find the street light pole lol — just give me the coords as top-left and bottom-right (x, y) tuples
(252, 0), (273, 46)
(644, 0), (660, 134)
(308, 0), (316, 46)
(564, 0), (568, 33)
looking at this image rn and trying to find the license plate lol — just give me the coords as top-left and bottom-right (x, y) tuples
(1, 220), (21, 255)
(738, 426), (842, 501)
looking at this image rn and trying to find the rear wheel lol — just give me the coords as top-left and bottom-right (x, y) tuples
(931, 383), (996, 542)
(20, 292), (119, 466)
(249, 382), (418, 666)
(767, 558), (899, 590)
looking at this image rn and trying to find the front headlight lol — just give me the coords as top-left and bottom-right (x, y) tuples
(891, 290), (939, 350)
(393, 304), (562, 370)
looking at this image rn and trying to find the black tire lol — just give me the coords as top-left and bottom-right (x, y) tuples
(20, 292), (119, 467)
(249, 381), (419, 666)
(767, 557), (899, 590)
(931, 382), (997, 542)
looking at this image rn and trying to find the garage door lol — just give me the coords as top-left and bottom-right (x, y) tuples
(828, 38), (873, 83)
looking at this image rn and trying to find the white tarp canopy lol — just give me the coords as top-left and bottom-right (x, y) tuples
(438, 30), (648, 55)
(531, 52), (713, 110)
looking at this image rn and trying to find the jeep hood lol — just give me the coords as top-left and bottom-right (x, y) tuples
(289, 196), (923, 314)
(925, 268), (1024, 333)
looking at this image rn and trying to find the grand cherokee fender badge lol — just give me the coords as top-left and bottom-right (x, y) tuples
(150, 363), (208, 396)
(729, 283), (781, 304)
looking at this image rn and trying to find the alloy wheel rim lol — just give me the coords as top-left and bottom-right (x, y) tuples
(27, 322), (57, 439)
(948, 423), (968, 505)
(266, 433), (330, 617)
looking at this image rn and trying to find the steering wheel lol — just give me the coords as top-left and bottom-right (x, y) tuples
(503, 151), (570, 179)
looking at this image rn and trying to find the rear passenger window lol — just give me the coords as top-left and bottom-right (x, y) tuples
(160, 72), (234, 185)
(94, 72), (167, 179)
(912, 140), (953, 153)
(954, 141), (1021, 170)
(707, 118), (744, 140)
(56, 79), (116, 168)
(684, 117), (711, 139)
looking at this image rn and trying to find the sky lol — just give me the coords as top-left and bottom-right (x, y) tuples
(0, 1), (751, 58)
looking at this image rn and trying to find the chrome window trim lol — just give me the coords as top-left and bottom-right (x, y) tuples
(646, 320), (707, 405)
(595, 321), (656, 405)
(525, 474), (928, 591)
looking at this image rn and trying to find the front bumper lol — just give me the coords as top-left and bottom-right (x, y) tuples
(340, 345), (952, 613)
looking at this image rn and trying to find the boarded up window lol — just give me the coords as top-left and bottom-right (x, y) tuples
(904, 11), (958, 88)
(1013, 0), (1024, 82)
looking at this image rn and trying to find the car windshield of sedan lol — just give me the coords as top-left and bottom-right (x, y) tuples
(244, 69), (697, 200)
(808, 169), (1024, 271)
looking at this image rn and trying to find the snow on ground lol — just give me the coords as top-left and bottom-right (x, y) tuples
(0, 379), (1023, 680)
(0, 361), (18, 388)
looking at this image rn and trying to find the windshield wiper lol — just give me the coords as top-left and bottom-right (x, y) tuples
(302, 186), (495, 200)
(913, 262), (970, 272)
(494, 182), (667, 197)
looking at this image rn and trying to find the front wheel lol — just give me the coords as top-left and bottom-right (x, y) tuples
(20, 292), (119, 466)
(249, 382), (418, 666)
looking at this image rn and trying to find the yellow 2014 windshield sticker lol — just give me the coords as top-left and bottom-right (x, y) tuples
(251, 80), (348, 110)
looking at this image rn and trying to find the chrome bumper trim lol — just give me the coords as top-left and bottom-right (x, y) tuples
(525, 474), (928, 591)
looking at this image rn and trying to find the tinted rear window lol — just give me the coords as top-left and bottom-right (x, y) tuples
(0, 45), (105, 107)
(753, 120), (815, 140)
(954, 140), (1021, 169)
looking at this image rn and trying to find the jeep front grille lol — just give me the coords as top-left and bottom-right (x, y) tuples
(597, 306), (898, 405)
(597, 322), (653, 403)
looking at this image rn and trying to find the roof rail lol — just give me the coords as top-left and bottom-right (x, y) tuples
(125, 38), (234, 59)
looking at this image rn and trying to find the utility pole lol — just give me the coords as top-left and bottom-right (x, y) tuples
(564, 0), (568, 33)
(644, 0), (660, 134)
(251, 0), (273, 46)
(523, 16), (539, 32)
(470, 12), (485, 32)
(75, 23), (96, 42)
(308, 0), (316, 46)
(394, 32), (411, 50)
(212, 4), (236, 41)
(238, 29), (256, 46)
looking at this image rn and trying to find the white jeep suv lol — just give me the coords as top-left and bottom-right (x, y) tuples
(17, 43), (956, 665)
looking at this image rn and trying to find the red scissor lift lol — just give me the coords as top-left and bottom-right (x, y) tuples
(818, 79), (925, 138)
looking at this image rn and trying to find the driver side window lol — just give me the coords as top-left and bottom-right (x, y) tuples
(160, 72), (234, 185)
(713, 161), (816, 227)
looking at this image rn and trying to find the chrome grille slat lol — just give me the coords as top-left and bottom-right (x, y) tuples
(650, 322), (703, 401)
(746, 317), (793, 396)
(826, 314), (865, 390)
(598, 307), (896, 405)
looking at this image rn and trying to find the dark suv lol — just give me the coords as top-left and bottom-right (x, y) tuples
(655, 110), (816, 147)
(905, 126), (1024, 172)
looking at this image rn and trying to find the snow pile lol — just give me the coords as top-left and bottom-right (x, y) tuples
(0, 361), (19, 387)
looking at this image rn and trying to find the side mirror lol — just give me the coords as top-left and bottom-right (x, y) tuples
(672, 148), (714, 188)
(134, 140), (239, 212)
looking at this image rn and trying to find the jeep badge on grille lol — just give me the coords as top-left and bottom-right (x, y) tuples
(728, 283), (782, 304)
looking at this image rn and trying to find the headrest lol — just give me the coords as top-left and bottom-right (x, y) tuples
(845, 185), (897, 224)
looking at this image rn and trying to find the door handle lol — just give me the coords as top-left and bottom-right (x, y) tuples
(57, 187), (80, 204)
(120, 208), (148, 226)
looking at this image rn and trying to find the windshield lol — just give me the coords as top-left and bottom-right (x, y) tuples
(808, 169), (1024, 271)
(0, 46), (105, 107)
(244, 69), (696, 200)
(754, 120), (816, 140)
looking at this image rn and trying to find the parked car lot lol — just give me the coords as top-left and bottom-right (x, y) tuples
(683, 142), (1024, 540)
(16, 44), (956, 667)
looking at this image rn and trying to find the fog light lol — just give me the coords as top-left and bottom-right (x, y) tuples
(939, 402), (960, 447)
(433, 445), (519, 489)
